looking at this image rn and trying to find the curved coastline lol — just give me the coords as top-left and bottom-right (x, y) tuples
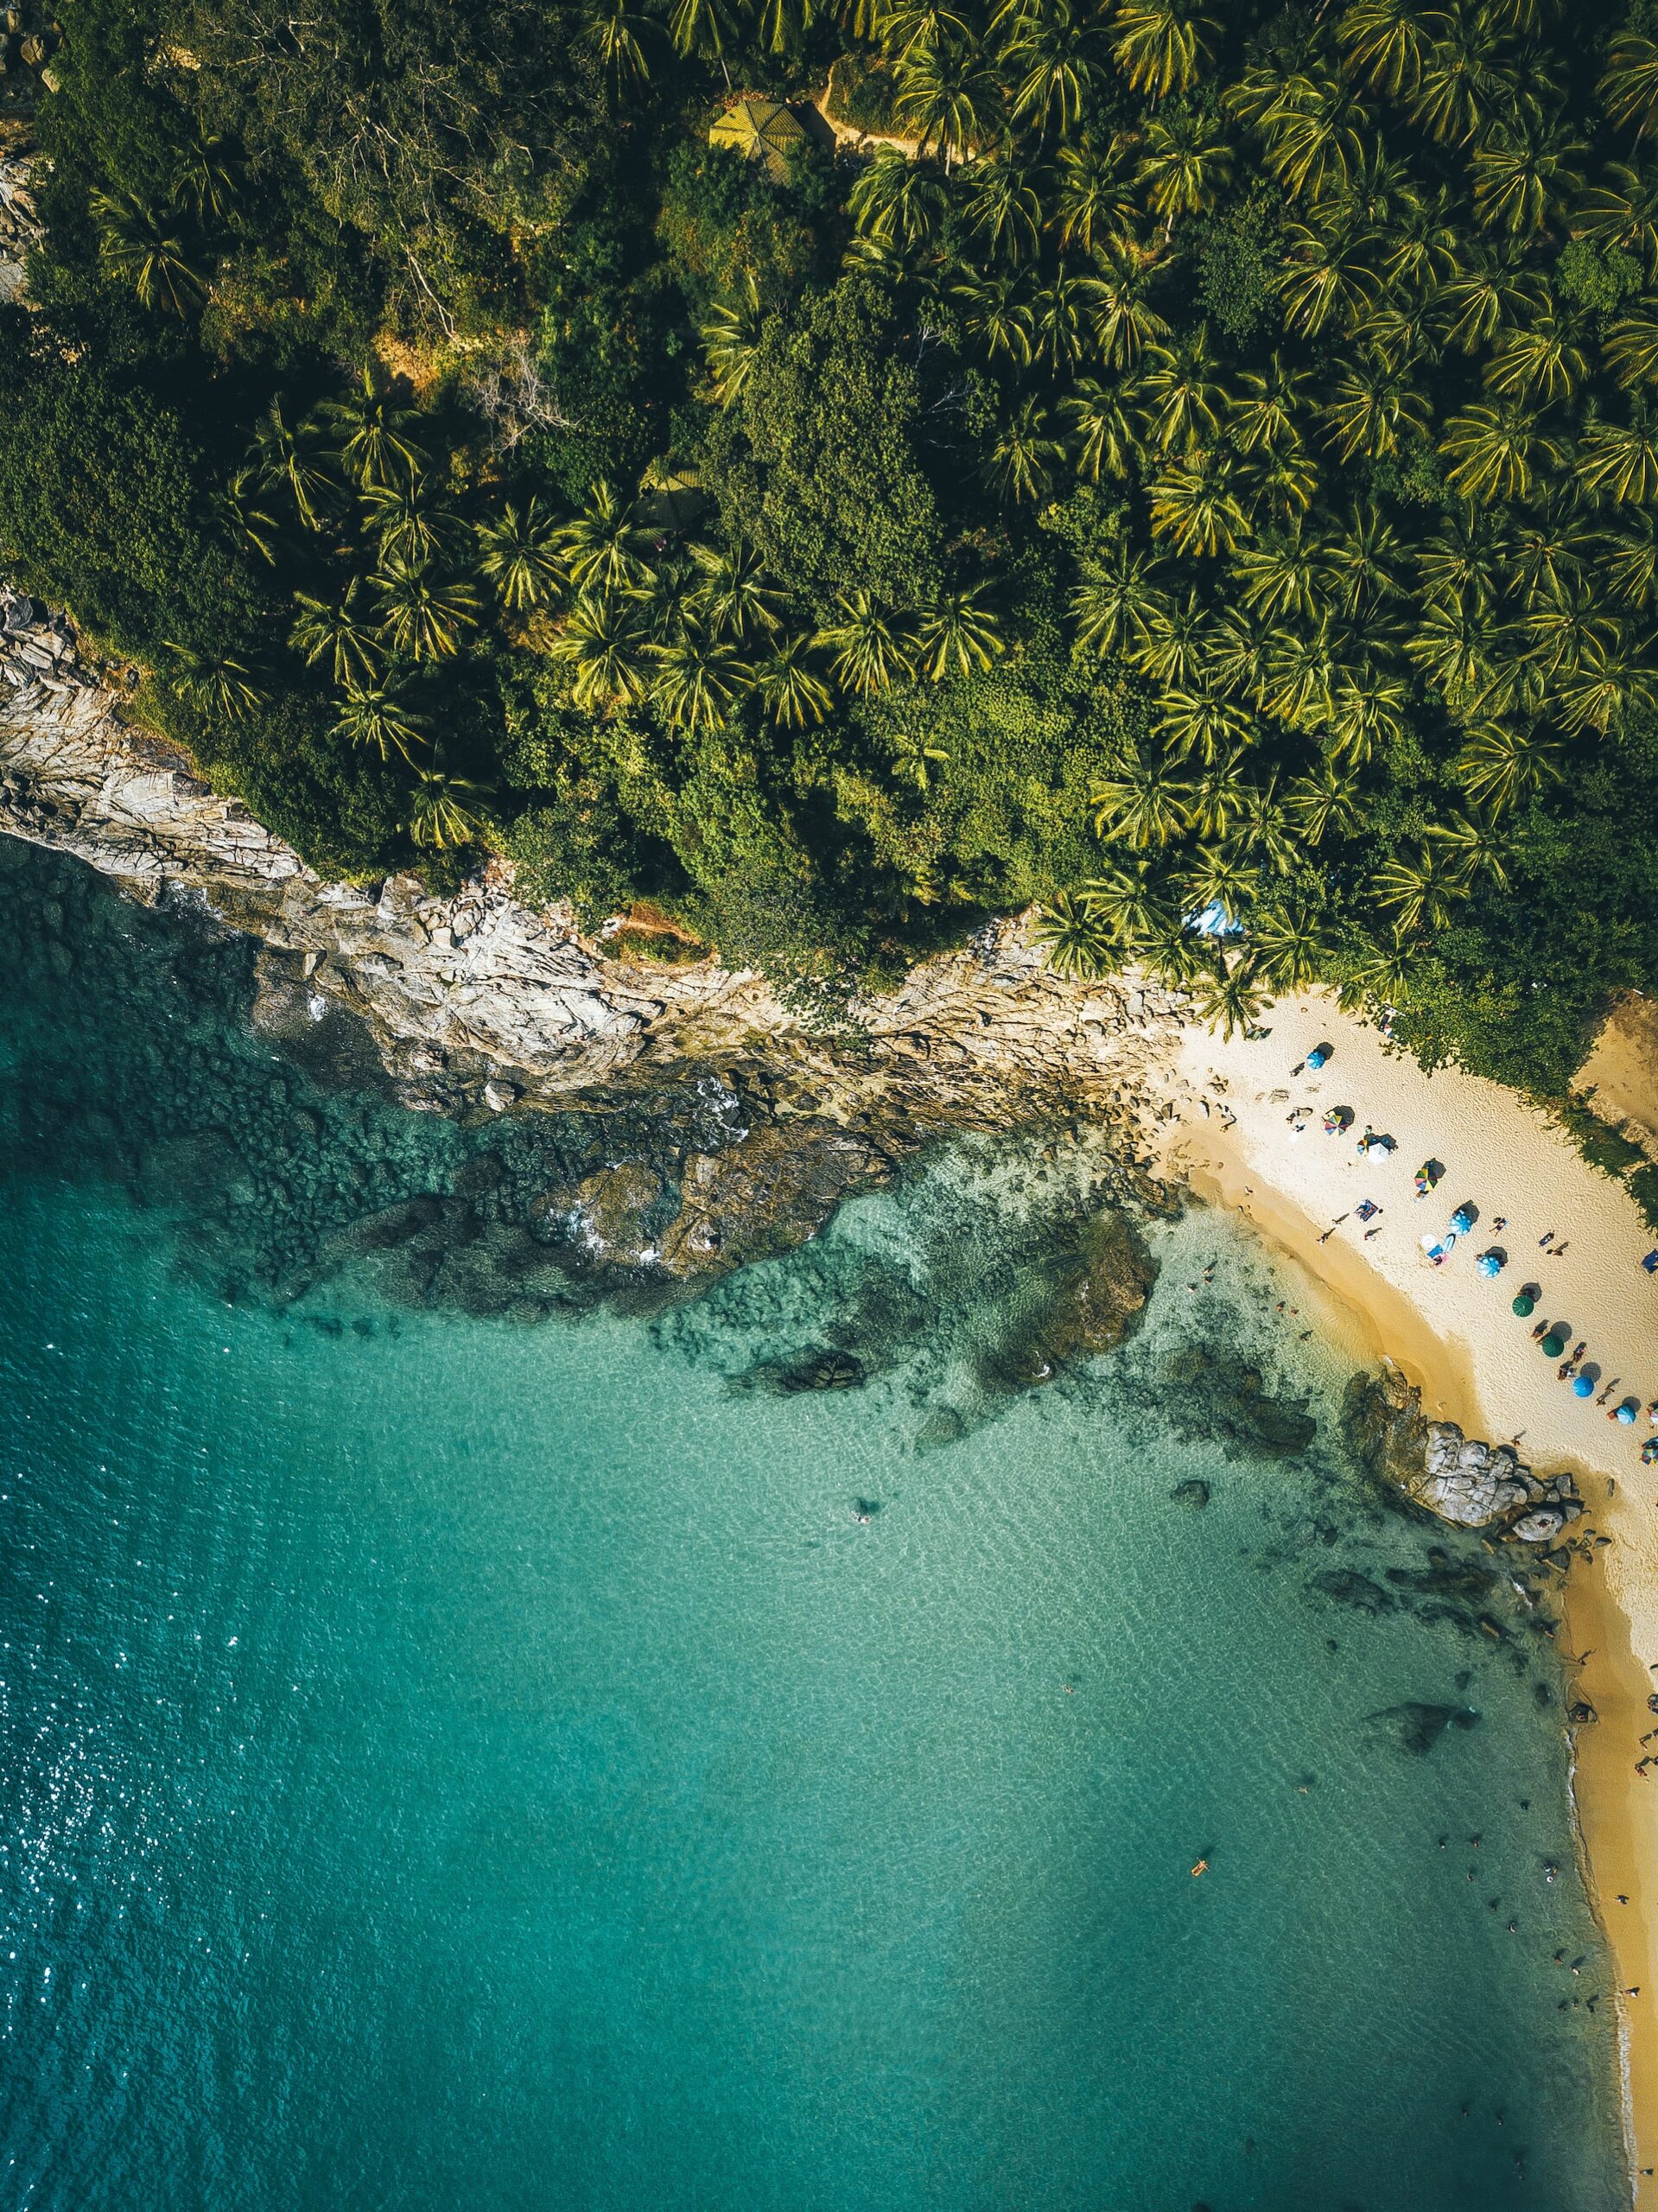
(1154, 993), (1658, 2206)
(3, 612), (1655, 2195)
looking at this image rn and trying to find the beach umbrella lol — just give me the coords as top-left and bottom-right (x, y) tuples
(1572, 1373), (1594, 1397)
(1477, 1252), (1502, 1278)
(1541, 1332), (1566, 1357)
(1512, 1293), (1534, 1315)
(1617, 1399), (1639, 1425)
(1450, 1205), (1477, 1235)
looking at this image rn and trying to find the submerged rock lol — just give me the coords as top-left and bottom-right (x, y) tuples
(1170, 1478), (1210, 1510)
(1364, 1701), (1481, 1756)
(1158, 1344), (1317, 1459)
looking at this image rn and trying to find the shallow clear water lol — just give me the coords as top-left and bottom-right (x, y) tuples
(0, 840), (1630, 2210)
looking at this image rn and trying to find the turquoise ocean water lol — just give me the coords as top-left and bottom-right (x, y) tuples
(0, 837), (1631, 2210)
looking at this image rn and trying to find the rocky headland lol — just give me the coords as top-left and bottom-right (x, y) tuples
(0, 595), (1591, 1542)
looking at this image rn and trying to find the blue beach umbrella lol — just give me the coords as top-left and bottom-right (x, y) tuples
(1617, 1399), (1639, 1425)
(1572, 1373), (1595, 1398)
(1476, 1251), (1502, 1278)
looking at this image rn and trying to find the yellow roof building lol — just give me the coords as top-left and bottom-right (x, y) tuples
(708, 97), (807, 184)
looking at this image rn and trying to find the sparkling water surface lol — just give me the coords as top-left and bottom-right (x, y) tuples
(0, 840), (1630, 2210)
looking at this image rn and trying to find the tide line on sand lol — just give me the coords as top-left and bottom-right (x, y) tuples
(1147, 986), (1658, 2206)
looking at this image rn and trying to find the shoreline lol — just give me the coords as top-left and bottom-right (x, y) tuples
(1148, 990), (1658, 2205)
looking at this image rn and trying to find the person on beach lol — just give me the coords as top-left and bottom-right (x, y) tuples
(1540, 1230), (1555, 1246)
(1554, 1240), (1570, 1256)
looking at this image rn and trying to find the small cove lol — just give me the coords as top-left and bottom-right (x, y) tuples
(0, 836), (1631, 2211)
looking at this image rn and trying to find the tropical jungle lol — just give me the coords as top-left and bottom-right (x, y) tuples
(4, 0), (1658, 1091)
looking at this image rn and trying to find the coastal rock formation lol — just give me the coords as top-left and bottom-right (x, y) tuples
(1343, 1364), (1584, 1537)
(0, 597), (1188, 1160)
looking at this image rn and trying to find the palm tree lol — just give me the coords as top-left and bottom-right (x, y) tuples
(1339, 939), (1415, 1012)
(1194, 957), (1270, 1039)
(251, 399), (339, 531)
(1470, 111), (1585, 237)
(1156, 686), (1253, 765)
(1604, 312), (1658, 391)
(1599, 29), (1658, 142)
(1230, 776), (1298, 871)
(1579, 409), (1658, 503)
(372, 558), (480, 663)
(1452, 721), (1562, 816)
(1579, 162), (1658, 275)
(962, 161), (1044, 266)
(581, 0), (656, 91)
(1426, 810), (1510, 889)
(1285, 758), (1363, 844)
(1484, 315), (1587, 406)
(321, 366), (427, 489)
(1135, 327), (1225, 454)
(689, 539), (786, 642)
(1604, 510), (1658, 607)
(895, 35), (1000, 162)
(1147, 449), (1248, 557)
(1439, 402), (1560, 505)
(1276, 215), (1381, 338)
(92, 190), (205, 315)
(407, 767), (492, 851)
(557, 481), (656, 592)
(1083, 859), (1172, 944)
(1090, 752), (1192, 849)
(954, 270), (1035, 367)
(669, 0), (739, 71)
(218, 467), (282, 566)
(702, 273), (766, 405)
(890, 727), (951, 791)
(1186, 752), (1250, 838)
(334, 683), (427, 763)
(1337, 0), (1432, 99)
(986, 397), (1064, 505)
(1250, 904), (1332, 991)
(818, 591), (914, 695)
(1031, 892), (1116, 981)
(1030, 270), (1094, 375)
(1318, 354), (1431, 461)
(879, 0), (971, 60)
(1372, 846), (1465, 936)
(1109, 0), (1218, 99)
(1175, 841), (1261, 915)
(755, 633), (834, 728)
(1005, 6), (1101, 134)
(1433, 245), (1547, 352)
(173, 132), (243, 227)
(1052, 136), (1139, 252)
(1226, 356), (1313, 454)
(916, 587), (1003, 679)
(1136, 105), (1233, 220)
(1060, 378), (1140, 480)
(361, 479), (467, 569)
(477, 499), (565, 613)
(849, 147), (950, 251)
(1327, 503), (1405, 617)
(1070, 543), (1172, 655)
(1129, 588), (1208, 687)
(1553, 634), (1656, 734)
(1408, 7), (1506, 145)
(647, 627), (753, 733)
(1083, 239), (1171, 367)
(549, 593), (651, 710)
(162, 641), (263, 721)
(290, 580), (382, 688)
(1229, 528), (1332, 622)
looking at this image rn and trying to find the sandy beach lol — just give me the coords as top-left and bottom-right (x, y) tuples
(1147, 988), (1658, 2202)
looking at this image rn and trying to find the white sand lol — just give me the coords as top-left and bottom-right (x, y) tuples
(1145, 988), (1658, 2198)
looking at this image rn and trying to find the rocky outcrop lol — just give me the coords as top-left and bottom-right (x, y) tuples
(1344, 1363), (1584, 1538)
(0, 594), (1189, 1147)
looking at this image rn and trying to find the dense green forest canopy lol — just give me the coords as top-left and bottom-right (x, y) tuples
(4, 0), (1658, 1088)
